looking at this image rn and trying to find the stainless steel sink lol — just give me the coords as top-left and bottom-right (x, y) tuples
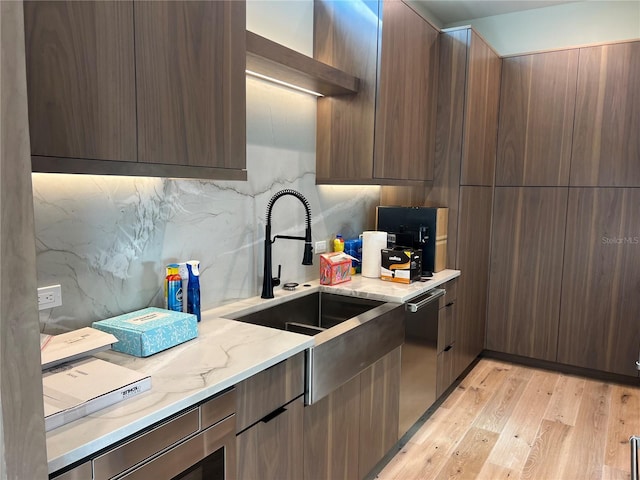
(230, 292), (380, 334)
(229, 292), (404, 405)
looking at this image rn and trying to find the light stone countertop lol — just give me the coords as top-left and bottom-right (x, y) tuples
(318, 269), (460, 303)
(217, 269), (461, 320)
(46, 269), (460, 474)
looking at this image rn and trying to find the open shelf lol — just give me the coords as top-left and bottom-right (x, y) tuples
(246, 31), (359, 96)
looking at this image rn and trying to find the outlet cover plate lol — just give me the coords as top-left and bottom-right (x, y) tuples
(38, 285), (62, 310)
(315, 240), (327, 254)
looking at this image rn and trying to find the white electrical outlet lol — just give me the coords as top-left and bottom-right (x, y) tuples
(315, 240), (327, 254)
(37, 285), (62, 311)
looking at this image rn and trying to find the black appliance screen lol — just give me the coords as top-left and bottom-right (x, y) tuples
(376, 206), (439, 276)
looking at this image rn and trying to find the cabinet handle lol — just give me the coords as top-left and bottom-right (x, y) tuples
(445, 301), (454, 307)
(406, 288), (445, 313)
(261, 406), (287, 424)
(444, 345), (453, 352)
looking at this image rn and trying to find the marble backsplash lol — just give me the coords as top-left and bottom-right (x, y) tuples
(34, 78), (380, 333)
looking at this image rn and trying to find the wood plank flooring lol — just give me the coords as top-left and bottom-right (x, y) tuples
(376, 359), (640, 479)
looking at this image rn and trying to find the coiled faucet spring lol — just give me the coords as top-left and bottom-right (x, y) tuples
(261, 189), (313, 299)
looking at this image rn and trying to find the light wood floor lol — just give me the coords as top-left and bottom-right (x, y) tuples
(376, 358), (640, 480)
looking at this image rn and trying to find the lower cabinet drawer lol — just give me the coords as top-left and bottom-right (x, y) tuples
(437, 301), (456, 354)
(235, 352), (304, 433)
(436, 347), (456, 398)
(237, 396), (304, 480)
(438, 279), (458, 308)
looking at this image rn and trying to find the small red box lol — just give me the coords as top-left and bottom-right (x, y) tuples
(320, 253), (352, 285)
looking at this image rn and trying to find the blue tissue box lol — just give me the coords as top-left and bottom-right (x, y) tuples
(92, 307), (198, 357)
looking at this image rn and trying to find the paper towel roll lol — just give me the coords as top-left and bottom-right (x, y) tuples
(361, 231), (387, 278)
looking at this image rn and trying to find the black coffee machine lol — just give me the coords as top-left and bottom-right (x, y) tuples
(376, 206), (439, 278)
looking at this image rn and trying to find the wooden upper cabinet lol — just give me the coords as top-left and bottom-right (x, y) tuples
(434, 28), (501, 188)
(373, 0), (439, 182)
(314, 0), (379, 183)
(496, 50), (578, 186)
(430, 29), (468, 269)
(486, 187), (568, 361)
(315, 0), (438, 185)
(427, 27), (500, 267)
(557, 188), (640, 376)
(24, 0), (246, 179)
(24, 1), (136, 162)
(135, 1), (245, 169)
(461, 31), (501, 186)
(570, 41), (640, 187)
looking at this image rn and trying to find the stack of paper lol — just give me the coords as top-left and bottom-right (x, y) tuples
(41, 327), (118, 370)
(40, 327), (151, 431)
(43, 357), (151, 431)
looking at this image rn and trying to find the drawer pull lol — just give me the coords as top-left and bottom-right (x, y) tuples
(262, 406), (287, 423)
(443, 345), (453, 352)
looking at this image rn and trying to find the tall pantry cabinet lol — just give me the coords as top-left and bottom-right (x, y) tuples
(487, 40), (640, 377)
(432, 28), (501, 387)
(486, 187), (568, 361)
(487, 49), (578, 360)
(558, 188), (640, 377)
(558, 41), (640, 377)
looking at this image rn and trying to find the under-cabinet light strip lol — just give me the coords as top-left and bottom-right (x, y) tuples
(245, 69), (324, 97)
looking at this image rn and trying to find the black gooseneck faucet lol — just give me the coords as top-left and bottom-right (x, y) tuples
(261, 189), (313, 299)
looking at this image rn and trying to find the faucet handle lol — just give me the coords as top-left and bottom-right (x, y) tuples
(273, 264), (281, 287)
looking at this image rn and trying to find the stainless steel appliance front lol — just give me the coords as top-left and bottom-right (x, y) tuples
(399, 288), (445, 437)
(51, 389), (237, 480)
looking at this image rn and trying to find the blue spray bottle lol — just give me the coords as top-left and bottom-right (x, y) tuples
(186, 260), (201, 322)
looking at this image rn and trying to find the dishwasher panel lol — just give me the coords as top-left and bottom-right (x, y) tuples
(399, 288), (444, 437)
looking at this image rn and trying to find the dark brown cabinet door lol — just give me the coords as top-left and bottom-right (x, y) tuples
(487, 187), (568, 361)
(430, 28), (468, 267)
(496, 50), (578, 186)
(570, 41), (640, 187)
(373, 0), (439, 182)
(358, 347), (400, 479)
(428, 27), (500, 267)
(24, 1), (136, 162)
(237, 397), (304, 480)
(315, 0), (438, 185)
(455, 186), (493, 372)
(314, 0), (379, 183)
(135, 1), (245, 169)
(303, 375), (361, 480)
(557, 188), (640, 376)
(461, 32), (501, 186)
(425, 29), (500, 380)
(303, 348), (401, 480)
